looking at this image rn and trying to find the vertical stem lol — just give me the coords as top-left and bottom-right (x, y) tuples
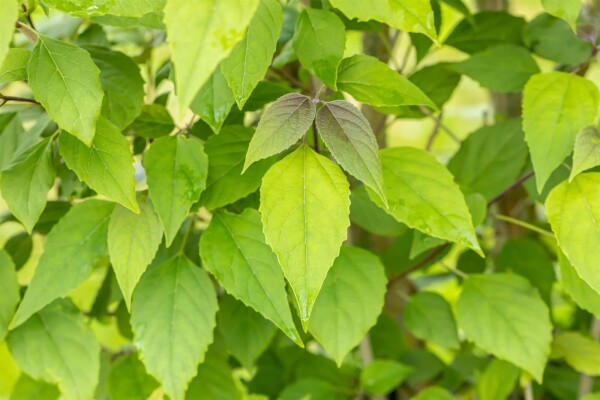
(312, 118), (319, 153)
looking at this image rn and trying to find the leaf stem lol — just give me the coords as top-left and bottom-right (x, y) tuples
(178, 219), (195, 255)
(487, 170), (534, 207)
(312, 118), (319, 153)
(493, 214), (554, 238)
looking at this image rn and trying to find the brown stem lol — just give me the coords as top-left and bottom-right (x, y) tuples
(0, 93), (40, 105)
(488, 171), (534, 207)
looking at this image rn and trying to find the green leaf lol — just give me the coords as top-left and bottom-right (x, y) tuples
(190, 67), (234, 134)
(217, 294), (277, 368)
(292, 9), (345, 89)
(546, 173), (600, 295)
(280, 378), (346, 400)
(28, 35), (103, 146)
(360, 360), (413, 395)
(164, 0), (259, 109)
(523, 13), (591, 66)
(260, 145), (350, 327)
(542, 0), (581, 30)
(131, 255), (218, 400)
(316, 100), (386, 204)
(0, 250), (18, 342)
(552, 332), (600, 376)
(457, 274), (552, 382)
(373, 147), (480, 254)
(571, 126), (600, 180)
(9, 374), (60, 400)
(200, 126), (275, 210)
(1, 138), (56, 233)
(144, 135), (208, 245)
(42, 0), (165, 17)
(199, 209), (301, 345)
(10, 200), (114, 329)
(523, 72), (600, 191)
(410, 387), (454, 400)
(497, 239), (555, 304)
(108, 199), (162, 309)
(0, 114), (34, 171)
(350, 185), (406, 236)
(337, 54), (436, 109)
(453, 45), (539, 92)
(108, 353), (158, 400)
(221, 0), (283, 109)
(309, 246), (387, 365)
(185, 352), (244, 400)
(59, 117), (139, 212)
(477, 359), (520, 400)
(126, 104), (175, 139)
(0, 0), (18, 68)
(7, 300), (100, 400)
(448, 119), (528, 200)
(4, 232), (32, 271)
(558, 250), (600, 318)
(329, 0), (436, 40)
(243, 93), (315, 172)
(403, 292), (459, 350)
(446, 11), (526, 54)
(0, 48), (30, 86)
(85, 45), (145, 129)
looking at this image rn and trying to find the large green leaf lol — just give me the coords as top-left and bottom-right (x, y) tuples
(308, 246), (387, 365)
(42, 0), (165, 17)
(199, 209), (301, 344)
(107, 353), (158, 400)
(448, 119), (528, 200)
(403, 292), (459, 350)
(552, 332), (600, 376)
(200, 126), (274, 210)
(221, 0), (283, 109)
(571, 126), (600, 180)
(108, 199), (162, 308)
(190, 67), (234, 134)
(558, 251), (600, 318)
(185, 353), (244, 400)
(316, 100), (386, 204)
(28, 34), (103, 146)
(131, 255), (217, 400)
(373, 147), (480, 253)
(0, 0), (18, 69)
(523, 72), (600, 191)
(329, 0), (436, 40)
(0, 48), (29, 85)
(0, 138), (56, 233)
(217, 294), (277, 368)
(542, 0), (581, 30)
(260, 145), (350, 327)
(126, 104), (175, 139)
(337, 54), (436, 109)
(0, 114), (34, 171)
(446, 11), (525, 54)
(164, 0), (259, 109)
(59, 117), (139, 213)
(243, 93), (315, 171)
(7, 300), (100, 400)
(477, 359), (520, 400)
(292, 8), (345, 89)
(85, 45), (145, 129)
(453, 45), (539, 92)
(10, 200), (114, 329)
(0, 249), (18, 342)
(546, 173), (600, 294)
(523, 14), (591, 66)
(457, 274), (552, 382)
(144, 135), (208, 245)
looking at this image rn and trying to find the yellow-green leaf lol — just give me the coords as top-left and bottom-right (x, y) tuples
(260, 145), (350, 327)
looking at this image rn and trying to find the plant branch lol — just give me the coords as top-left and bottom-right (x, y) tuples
(426, 110), (443, 150)
(0, 93), (40, 106)
(488, 170), (534, 207)
(492, 214), (554, 238)
(419, 106), (460, 143)
(312, 118), (319, 153)
(15, 21), (38, 43)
